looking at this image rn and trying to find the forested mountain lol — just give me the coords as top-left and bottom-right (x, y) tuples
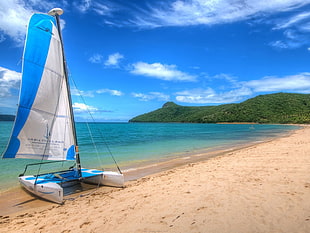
(130, 93), (310, 124)
(0, 115), (15, 121)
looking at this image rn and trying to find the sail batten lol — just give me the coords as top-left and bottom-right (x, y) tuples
(2, 13), (76, 161)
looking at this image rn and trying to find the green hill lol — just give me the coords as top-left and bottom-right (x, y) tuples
(129, 93), (310, 124)
(0, 114), (15, 121)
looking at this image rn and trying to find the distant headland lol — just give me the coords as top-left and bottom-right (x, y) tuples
(0, 114), (15, 121)
(129, 93), (310, 124)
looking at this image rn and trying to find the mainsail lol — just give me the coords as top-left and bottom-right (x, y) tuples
(3, 13), (76, 161)
(1, 9), (123, 204)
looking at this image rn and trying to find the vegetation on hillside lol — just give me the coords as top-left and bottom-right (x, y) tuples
(0, 115), (15, 121)
(129, 93), (310, 124)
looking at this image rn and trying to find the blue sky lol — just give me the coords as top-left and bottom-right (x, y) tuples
(1, 0), (310, 121)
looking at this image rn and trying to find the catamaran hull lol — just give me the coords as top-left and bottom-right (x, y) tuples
(19, 169), (124, 204)
(19, 176), (64, 204)
(83, 170), (124, 187)
(3, 11), (125, 205)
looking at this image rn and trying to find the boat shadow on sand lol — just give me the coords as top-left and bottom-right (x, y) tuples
(15, 182), (101, 205)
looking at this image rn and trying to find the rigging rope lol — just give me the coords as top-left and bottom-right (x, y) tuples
(63, 176), (102, 202)
(70, 75), (123, 174)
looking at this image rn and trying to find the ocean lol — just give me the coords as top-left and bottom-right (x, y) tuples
(0, 121), (299, 192)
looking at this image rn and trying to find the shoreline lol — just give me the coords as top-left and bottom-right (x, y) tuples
(0, 127), (298, 216)
(1, 125), (309, 232)
(0, 123), (299, 194)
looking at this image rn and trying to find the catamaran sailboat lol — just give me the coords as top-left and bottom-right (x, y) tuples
(2, 8), (124, 203)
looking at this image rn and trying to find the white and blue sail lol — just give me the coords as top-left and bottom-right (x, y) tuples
(3, 13), (76, 161)
(2, 9), (124, 204)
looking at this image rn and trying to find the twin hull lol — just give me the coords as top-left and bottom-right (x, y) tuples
(19, 169), (124, 204)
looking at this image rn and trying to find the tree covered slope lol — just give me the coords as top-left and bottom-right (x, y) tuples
(0, 114), (15, 121)
(129, 93), (310, 124)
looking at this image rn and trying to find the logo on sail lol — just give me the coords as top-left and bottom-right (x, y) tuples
(44, 123), (51, 139)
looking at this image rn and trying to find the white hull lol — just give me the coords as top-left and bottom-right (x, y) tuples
(82, 170), (124, 187)
(4, 11), (125, 205)
(19, 176), (64, 203)
(19, 169), (124, 204)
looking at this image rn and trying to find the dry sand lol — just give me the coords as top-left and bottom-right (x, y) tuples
(0, 126), (310, 233)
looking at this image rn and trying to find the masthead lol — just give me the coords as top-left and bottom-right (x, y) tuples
(48, 8), (64, 16)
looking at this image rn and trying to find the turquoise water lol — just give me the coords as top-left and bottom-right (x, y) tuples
(0, 122), (299, 191)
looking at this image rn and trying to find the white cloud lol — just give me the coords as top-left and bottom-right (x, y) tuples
(96, 88), (123, 96)
(274, 11), (310, 30)
(89, 53), (103, 64)
(299, 22), (310, 32)
(269, 28), (310, 49)
(0, 66), (21, 97)
(130, 0), (310, 28)
(0, 0), (68, 45)
(269, 10), (310, 49)
(175, 72), (310, 104)
(175, 87), (252, 104)
(209, 73), (240, 88)
(245, 73), (310, 93)
(0, 66), (22, 113)
(72, 102), (98, 113)
(0, 34), (6, 43)
(124, 1), (310, 50)
(269, 40), (289, 49)
(93, 2), (112, 15)
(71, 87), (124, 97)
(74, 0), (114, 15)
(131, 62), (196, 82)
(71, 87), (94, 97)
(75, 0), (91, 13)
(0, 1), (32, 44)
(132, 92), (170, 101)
(104, 52), (124, 67)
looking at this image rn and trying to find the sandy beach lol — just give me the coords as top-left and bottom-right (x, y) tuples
(0, 126), (310, 233)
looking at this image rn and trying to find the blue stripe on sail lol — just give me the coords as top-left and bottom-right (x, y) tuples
(2, 136), (20, 158)
(66, 145), (76, 160)
(3, 14), (56, 159)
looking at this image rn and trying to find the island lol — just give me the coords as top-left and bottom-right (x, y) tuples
(0, 114), (15, 121)
(130, 93), (310, 124)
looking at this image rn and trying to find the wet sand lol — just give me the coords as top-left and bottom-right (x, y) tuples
(0, 126), (309, 232)
(0, 138), (277, 216)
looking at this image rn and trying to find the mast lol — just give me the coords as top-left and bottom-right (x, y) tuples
(48, 8), (82, 177)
